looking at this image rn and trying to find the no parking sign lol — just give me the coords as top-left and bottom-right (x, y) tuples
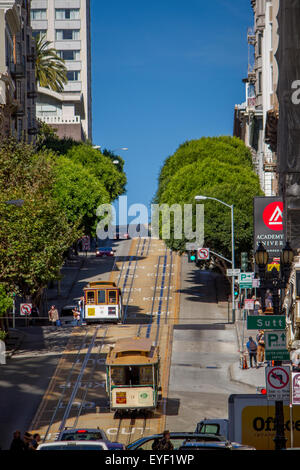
(197, 248), (210, 261)
(20, 303), (32, 316)
(266, 366), (290, 400)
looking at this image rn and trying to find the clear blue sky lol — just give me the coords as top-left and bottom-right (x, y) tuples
(91, 0), (253, 213)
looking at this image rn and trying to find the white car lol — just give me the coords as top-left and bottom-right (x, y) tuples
(37, 440), (109, 450)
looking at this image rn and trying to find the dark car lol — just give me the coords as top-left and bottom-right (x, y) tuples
(96, 247), (115, 257)
(126, 433), (227, 451)
(60, 305), (78, 317)
(57, 428), (124, 450)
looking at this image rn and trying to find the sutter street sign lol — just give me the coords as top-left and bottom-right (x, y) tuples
(247, 315), (286, 330)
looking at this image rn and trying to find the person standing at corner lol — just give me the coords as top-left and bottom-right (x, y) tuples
(246, 336), (258, 368)
(256, 330), (265, 366)
(48, 305), (59, 328)
(9, 431), (25, 451)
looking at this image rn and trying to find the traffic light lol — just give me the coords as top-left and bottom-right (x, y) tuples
(234, 282), (239, 300)
(241, 252), (248, 272)
(188, 250), (197, 263)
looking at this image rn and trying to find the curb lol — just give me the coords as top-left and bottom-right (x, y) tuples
(228, 362), (257, 390)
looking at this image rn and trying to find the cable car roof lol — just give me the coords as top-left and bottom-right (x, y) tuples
(106, 338), (159, 365)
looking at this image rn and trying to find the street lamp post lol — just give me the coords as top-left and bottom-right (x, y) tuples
(195, 195), (235, 323)
(255, 241), (294, 451)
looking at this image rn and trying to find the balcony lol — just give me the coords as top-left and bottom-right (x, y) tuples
(13, 103), (25, 117)
(38, 115), (81, 125)
(27, 90), (37, 99)
(28, 127), (38, 135)
(10, 63), (25, 79)
(27, 54), (36, 63)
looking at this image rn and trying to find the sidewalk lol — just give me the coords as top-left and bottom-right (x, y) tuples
(231, 313), (265, 388)
(5, 250), (115, 358)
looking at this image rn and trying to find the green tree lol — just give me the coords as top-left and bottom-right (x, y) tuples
(52, 156), (110, 235)
(0, 285), (13, 337)
(156, 137), (263, 273)
(66, 144), (127, 201)
(155, 136), (253, 203)
(0, 139), (79, 302)
(34, 35), (68, 92)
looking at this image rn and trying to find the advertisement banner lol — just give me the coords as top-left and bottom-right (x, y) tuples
(241, 405), (300, 450)
(254, 197), (285, 262)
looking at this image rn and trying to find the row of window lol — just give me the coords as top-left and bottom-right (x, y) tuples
(32, 29), (80, 41)
(31, 8), (80, 21)
(86, 290), (118, 305)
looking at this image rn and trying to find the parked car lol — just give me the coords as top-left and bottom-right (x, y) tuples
(126, 433), (227, 450)
(96, 247), (115, 257)
(179, 441), (232, 451)
(57, 428), (124, 450)
(60, 305), (78, 317)
(37, 441), (109, 450)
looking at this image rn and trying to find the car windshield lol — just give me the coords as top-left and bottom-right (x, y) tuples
(61, 431), (105, 441)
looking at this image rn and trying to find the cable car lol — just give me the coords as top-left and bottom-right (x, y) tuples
(83, 281), (123, 323)
(106, 337), (160, 413)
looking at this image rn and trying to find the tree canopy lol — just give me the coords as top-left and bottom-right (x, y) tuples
(65, 144), (127, 201)
(52, 156), (110, 235)
(155, 136), (263, 272)
(0, 139), (78, 299)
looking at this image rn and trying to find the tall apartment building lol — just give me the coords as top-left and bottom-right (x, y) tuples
(0, 0), (37, 141)
(30, 0), (92, 141)
(234, 0), (279, 196)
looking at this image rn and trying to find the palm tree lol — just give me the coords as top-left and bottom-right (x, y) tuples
(34, 34), (68, 93)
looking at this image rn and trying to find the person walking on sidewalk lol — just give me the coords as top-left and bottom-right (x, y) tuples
(246, 336), (258, 368)
(48, 305), (59, 327)
(9, 431), (25, 451)
(256, 330), (265, 365)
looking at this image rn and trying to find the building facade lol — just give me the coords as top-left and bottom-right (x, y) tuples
(234, 0), (279, 196)
(30, 0), (92, 141)
(0, 0), (37, 141)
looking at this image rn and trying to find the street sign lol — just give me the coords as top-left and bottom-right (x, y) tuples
(247, 315), (286, 330)
(227, 268), (241, 276)
(265, 350), (290, 361)
(185, 242), (199, 251)
(252, 279), (260, 288)
(244, 299), (254, 310)
(254, 197), (285, 263)
(264, 329), (290, 360)
(266, 366), (290, 401)
(292, 373), (300, 405)
(239, 272), (254, 288)
(20, 303), (32, 316)
(197, 248), (210, 261)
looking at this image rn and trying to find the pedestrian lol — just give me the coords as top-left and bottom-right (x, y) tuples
(72, 307), (81, 326)
(256, 330), (265, 365)
(31, 304), (39, 326)
(23, 432), (33, 451)
(78, 296), (84, 325)
(153, 430), (174, 451)
(48, 305), (59, 327)
(292, 350), (300, 372)
(265, 290), (273, 309)
(246, 336), (258, 368)
(30, 433), (41, 450)
(9, 430), (25, 451)
(253, 297), (261, 316)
